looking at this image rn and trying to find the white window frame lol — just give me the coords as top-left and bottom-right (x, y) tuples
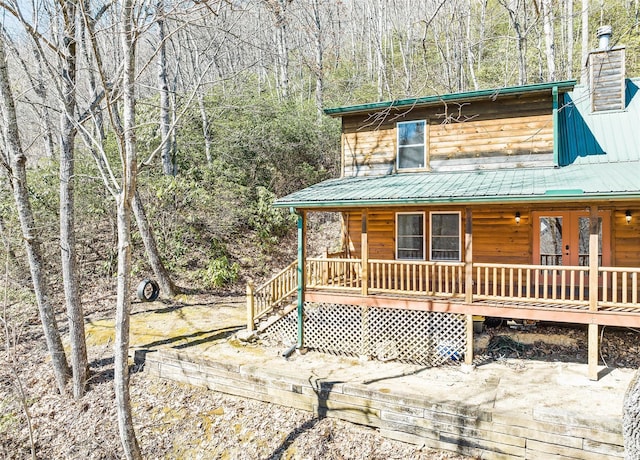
(395, 212), (426, 260)
(396, 120), (426, 170)
(429, 211), (461, 262)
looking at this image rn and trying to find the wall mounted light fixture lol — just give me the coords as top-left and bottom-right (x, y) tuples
(626, 210), (632, 224)
(515, 211), (521, 225)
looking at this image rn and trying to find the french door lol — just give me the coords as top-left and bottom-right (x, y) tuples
(533, 211), (611, 267)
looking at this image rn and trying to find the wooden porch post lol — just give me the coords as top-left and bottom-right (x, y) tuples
(588, 205), (599, 380)
(246, 281), (255, 332)
(296, 210), (306, 348)
(465, 209), (474, 365)
(360, 209), (369, 357)
(361, 209), (369, 296)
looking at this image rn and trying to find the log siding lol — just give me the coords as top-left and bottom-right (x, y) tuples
(342, 95), (555, 177)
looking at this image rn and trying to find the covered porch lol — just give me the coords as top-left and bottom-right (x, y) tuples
(247, 206), (640, 381)
(252, 161), (640, 380)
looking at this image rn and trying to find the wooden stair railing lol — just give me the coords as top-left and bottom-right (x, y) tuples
(246, 260), (298, 331)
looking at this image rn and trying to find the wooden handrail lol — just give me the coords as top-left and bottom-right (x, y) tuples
(600, 267), (640, 306)
(248, 259), (640, 331)
(250, 260), (299, 325)
(473, 262), (589, 304)
(368, 259), (465, 296)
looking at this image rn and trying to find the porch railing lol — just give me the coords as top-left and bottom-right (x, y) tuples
(473, 263), (590, 305)
(600, 267), (640, 306)
(306, 257), (362, 291)
(368, 259), (464, 296)
(248, 258), (640, 330)
(251, 260), (298, 322)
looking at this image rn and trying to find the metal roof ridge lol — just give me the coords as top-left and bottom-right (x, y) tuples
(324, 80), (577, 117)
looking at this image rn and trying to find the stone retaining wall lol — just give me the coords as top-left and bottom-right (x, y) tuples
(144, 349), (625, 459)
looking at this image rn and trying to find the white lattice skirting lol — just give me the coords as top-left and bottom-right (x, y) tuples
(261, 302), (466, 366)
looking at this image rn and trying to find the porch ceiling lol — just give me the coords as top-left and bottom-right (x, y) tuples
(274, 161), (640, 209)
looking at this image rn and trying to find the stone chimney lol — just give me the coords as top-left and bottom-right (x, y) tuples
(587, 25), (626, 112)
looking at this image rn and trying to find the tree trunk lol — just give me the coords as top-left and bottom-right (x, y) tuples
(158, 2), (174, 176)
(115, 1), (142, 457)
(623, 369), (640, 459)
(0, 33), (70, 395)
(197, 91), (212, 164)
(541, 0), (556, 81)
(60, 0), (88, 400)
(566, 0), (573, 79)
(312, 0), (324, 121)
(580, 0), (589, 83)
(0, 214), (16, 264)
(374, 0), (387, 100)
(466, 0), (479, 90)
(132, 190), (180, 297)
(271, 0), (290, 99)
(35, 50), (56, 159)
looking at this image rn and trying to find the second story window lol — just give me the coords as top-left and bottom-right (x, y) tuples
(397, 120), (426, 170)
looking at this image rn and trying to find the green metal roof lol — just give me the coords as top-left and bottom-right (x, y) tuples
(274, 162), (640, 208)
(324, 80), (577, 117)
(559, 78), (640, 165)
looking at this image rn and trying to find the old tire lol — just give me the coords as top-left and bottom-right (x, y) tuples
(137, 279), (160, 302)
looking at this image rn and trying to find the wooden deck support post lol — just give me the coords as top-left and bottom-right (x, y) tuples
(588, 205), (599, 380)
(465, 209), (474, 364)
(465, 314), (474, 365)
(246, 281), (255, 332)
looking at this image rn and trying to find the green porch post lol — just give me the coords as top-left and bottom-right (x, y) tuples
(296, 210), (306, 348)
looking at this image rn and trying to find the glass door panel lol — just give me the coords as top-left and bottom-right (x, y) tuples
(577, 217), (602, 266)
(539, 217), (564, 265)
(534, 211), (610, 268)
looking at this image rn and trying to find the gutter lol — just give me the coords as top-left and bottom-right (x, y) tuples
(274, 192), (640, 209)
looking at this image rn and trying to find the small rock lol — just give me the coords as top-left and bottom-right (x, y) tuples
(460, 363), (476, 374)
(236, 329), (258, 343)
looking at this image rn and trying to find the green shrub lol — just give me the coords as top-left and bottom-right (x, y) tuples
(249, 187), (296, 246)
(197, 256), (240, 288)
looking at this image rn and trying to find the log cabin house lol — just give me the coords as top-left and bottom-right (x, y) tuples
(247, 30), (640, 380)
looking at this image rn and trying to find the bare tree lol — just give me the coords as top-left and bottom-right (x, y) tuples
(0, 32), (70, 396)
(114, 0), (142, 456)
(580, 0), (589, 83)
(466, 0), (479, 90)
(59, 0), (89, 400)
(264, 0), (293, 99)
(540, 0), (556, 81)
(157, 0), (175, 176)
(305, 0), (325, 118)
(499, 0), (531, 85)
(132, 191), (179, 297)
(565, 0), (574, 79)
